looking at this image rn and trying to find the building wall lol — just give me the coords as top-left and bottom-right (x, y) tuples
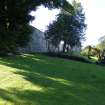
(19, 27), (48, 53)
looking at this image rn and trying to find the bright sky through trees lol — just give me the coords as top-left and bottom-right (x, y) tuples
(30, 6), (60, 31)
(30, 0), (105, 47)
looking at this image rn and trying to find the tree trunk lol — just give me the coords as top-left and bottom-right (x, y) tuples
(66, 45), (69, 52)
(63, 41), (66, 53)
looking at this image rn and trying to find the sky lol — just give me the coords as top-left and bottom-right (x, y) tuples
(30, 0), (105, 47)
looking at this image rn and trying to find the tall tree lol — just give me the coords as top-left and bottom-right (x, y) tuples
(45, 0), (86, 52)
(97, 35), (105, 51)
(0, 0), (73, 55)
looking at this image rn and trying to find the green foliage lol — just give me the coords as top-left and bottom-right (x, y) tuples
(16, 25), (33, 47)
(0, 24), (32, 55)
(81, 48), (89, 56)
(0, 0), (73, 55)
(0, 30), (16, 54)
(81, 45), (102, 61)
(97, 35), (105, 51)
(45, 1), (86, 52)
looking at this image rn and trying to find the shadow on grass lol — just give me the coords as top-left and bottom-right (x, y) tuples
(0, 54), (105, 105)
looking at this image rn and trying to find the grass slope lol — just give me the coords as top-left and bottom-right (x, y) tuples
(0, 54), (105, 105)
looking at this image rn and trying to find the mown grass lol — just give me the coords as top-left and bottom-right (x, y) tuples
(0, 54), (105, 105)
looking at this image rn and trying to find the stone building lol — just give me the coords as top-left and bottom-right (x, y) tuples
(19, 27), (48, 53)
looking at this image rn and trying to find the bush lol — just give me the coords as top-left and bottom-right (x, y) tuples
(81, 48), (88, 56)
(46, 52), (91, 63)
(0, 25), (32, 56)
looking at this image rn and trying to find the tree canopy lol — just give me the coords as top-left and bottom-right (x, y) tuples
(97, 35), (105, 51)
(0, 0), (73, 55)
(45, 0), (86, 52)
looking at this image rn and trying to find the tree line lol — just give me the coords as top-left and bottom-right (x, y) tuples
(0, 0), (73, 55)
(0, 0), (86, 55)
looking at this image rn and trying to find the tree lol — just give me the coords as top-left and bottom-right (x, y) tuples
(96, 35), (105, 58)
(81, 45), (101, 60)
(0, 0), (73, 55)
(45, 0), (86, 52)
(97, 35), (105, 51)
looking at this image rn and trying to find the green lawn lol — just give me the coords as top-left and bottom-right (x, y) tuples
(0, 54), (105, 105)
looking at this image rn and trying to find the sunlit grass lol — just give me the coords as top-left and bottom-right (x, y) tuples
(90, 56), (99, 61)
(0, 54), (105, 105)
